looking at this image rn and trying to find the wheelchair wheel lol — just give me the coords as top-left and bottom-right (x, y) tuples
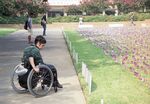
(11, 63), (28, 93)
(27, 65), (53, 97)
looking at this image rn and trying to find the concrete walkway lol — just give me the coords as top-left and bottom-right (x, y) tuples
(0, 28), (86, 104)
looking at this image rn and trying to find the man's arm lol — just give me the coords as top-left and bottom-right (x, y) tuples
(29, 57), (39, 72)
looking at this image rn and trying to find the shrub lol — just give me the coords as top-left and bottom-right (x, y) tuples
(0, 13), (150, 24)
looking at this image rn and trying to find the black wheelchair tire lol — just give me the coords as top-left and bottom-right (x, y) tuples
(11, 63), (28, 93)
(27, 64), (54, 97)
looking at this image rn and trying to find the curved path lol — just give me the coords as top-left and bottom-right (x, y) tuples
(0, 28), (86, 104)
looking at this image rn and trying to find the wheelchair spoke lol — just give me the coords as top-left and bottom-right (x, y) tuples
(32, 75), (40, 81)
(33, 72), (40, 78)
(40, 69), (48, 77)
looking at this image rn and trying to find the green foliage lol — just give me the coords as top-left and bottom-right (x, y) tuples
(0, 16), (26, 24)
(145, 0), (150, 9)
(0, 16), (40, 24)
(111, 0), (147, 13)
(48, 13), (150, 22)
(80, 0), (107, 15)
(0, 0), (46, 17)
(15, 0), (46, 17)
(67, 0), (150, 15)
(67, 5), (82, 15)
(50, 16), (79, 22)
(0, 0), (15, 16)
(0, 28), (17, 37)
(0, 13), (150, 24)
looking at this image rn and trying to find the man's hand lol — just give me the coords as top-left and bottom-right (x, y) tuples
(33, 66), (39, 73)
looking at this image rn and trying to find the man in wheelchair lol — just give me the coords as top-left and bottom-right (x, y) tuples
(18, 35), (63, 89)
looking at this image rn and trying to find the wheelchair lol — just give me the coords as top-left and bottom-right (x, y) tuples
(11, 63), (57, 97)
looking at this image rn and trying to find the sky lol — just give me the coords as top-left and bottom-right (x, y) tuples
(48, 0), (81, 5)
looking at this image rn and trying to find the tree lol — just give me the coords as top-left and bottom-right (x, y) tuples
(80, 0), (108, 15)
(67, 5), (82, 15)
(14, 0), (47, 17)
(0, 0), (48, 17)
(0, 0), (15, 16)
(112, 0), (147, 13)
(145, 0), (150, 9)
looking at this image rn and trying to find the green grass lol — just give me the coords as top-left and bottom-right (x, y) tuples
(65, 30), (150, 104)
(0, 28), (17, 37)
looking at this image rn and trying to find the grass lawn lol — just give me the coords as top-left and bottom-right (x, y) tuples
(0, 28), (17, 37)
(65, 30), (150, 104)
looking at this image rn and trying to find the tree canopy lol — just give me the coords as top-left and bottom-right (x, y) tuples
(0, 0), (48, 17)
(67, 0), (150, 15)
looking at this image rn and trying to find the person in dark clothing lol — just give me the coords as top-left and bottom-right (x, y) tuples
(20, 35), (63, 89)
(27, 14), (33, 43)
(41, 14), (47, 36)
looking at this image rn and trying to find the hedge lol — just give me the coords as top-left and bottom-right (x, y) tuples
(0, 13), (150, 24)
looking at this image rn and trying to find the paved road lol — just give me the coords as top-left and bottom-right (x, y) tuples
(0, 28), (86, 104)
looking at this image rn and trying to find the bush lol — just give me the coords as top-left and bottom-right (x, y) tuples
(0, 16), (26, 24)
(50, 16), (79, 22)
(0, 13), (150, 24)
(49, 13), (150, 22)
(0, 16), (43, 24)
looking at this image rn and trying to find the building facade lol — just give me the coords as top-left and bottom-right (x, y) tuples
(48, 0), (83, 17)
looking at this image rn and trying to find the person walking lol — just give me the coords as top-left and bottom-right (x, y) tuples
(79, 16), (83, 25)
(27, 14), (33, 43)
(41, 13), (47, 36)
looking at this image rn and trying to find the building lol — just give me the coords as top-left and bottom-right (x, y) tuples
(48, 0), (83, 17)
